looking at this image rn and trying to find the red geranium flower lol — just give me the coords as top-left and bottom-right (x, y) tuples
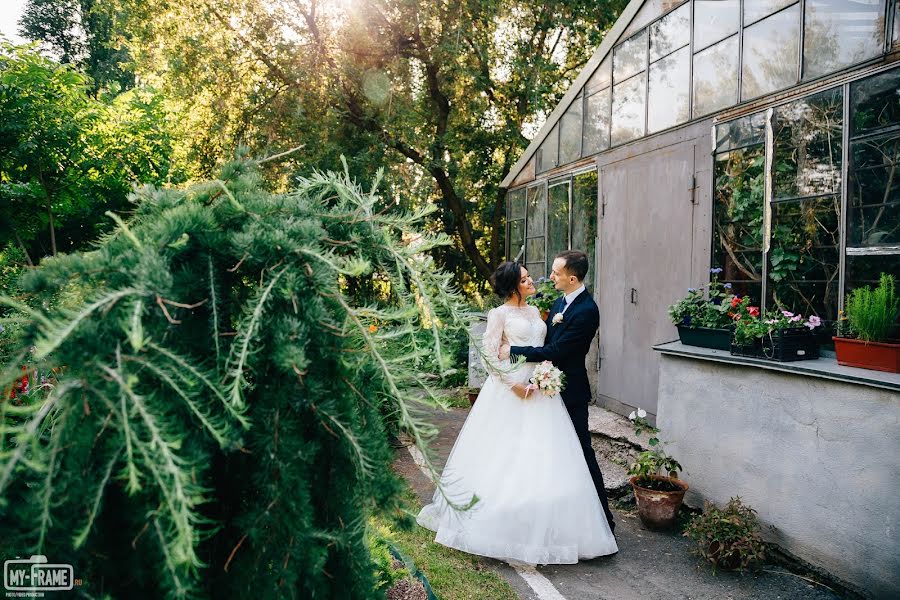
(730, 296), (741, 308)
(748, 306), (760, 317)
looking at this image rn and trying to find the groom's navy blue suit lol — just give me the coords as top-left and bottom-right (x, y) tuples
(510, 289), (615, 532)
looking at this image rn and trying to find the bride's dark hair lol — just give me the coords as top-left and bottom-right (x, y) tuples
(490, 261), (525, 302)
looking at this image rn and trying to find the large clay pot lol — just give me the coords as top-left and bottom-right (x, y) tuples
(630, 475), (688, 530)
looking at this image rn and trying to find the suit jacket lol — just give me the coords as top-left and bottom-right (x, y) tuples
(510, 290), (599, 407)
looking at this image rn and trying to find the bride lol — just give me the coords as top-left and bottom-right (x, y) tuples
(416, 261), (617, 565)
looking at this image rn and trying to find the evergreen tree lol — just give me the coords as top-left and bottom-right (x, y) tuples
(0, 155), (469, 598)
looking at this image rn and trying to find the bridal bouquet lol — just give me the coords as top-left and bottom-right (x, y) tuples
(530, 361), (565, 396)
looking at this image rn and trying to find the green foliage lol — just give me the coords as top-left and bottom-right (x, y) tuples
(627, 410), (682, 482)
(842, 273), (899, 342)
(0, 44), (181, 262)
(0, 157), (471, 599)
(684, 497), (767, 572)
(527, 277), (562, 313)
(667, 269), (736, 330)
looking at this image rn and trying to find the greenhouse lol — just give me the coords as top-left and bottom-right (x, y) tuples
(502, 0), (900, 417)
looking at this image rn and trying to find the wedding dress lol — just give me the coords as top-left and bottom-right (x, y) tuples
(416, 304), (617, 564)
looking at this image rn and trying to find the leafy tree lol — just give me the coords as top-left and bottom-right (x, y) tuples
(19, 0), (134, 92)
(0, 157), (467, 598)
(0, 44), (181, 263)
(115, 0), (627, 284)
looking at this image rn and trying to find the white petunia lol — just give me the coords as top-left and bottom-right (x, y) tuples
(629, 411), (636, 421)
(637, 408), (647, 418)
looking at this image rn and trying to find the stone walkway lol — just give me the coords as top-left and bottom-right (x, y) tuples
(395, 404), (844, 600)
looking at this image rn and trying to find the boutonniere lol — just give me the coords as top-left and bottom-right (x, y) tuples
(552, 313), (564, 326)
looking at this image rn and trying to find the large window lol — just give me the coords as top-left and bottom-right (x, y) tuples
(711, 66), (900, 325)
(506, 170), (598, 290)
(545, 0), (891, 172)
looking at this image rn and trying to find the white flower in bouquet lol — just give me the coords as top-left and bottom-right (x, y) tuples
(529, 361), (565, 396)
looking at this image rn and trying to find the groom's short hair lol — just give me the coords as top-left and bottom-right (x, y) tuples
(557, 250), (589, 281)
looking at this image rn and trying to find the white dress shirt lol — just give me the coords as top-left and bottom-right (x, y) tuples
(561, 285), (585, 314)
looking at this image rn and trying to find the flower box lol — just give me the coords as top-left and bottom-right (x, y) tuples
(676, 325), (732, 351)
(833, 337), (900, 373)
(730, 328), (820, 362)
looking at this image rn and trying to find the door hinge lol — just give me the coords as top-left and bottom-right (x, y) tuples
(631, 288), (638, 304)
(600, 195), (606, 218)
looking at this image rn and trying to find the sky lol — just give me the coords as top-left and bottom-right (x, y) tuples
(0, 0), (28, 44)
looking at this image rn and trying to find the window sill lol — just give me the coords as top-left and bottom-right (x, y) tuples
(653, 341), (900, 393)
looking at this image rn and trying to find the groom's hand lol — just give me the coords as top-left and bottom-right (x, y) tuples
(499, 343), (511, 360)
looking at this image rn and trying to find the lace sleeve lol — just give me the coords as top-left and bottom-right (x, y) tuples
(481, 307), (517, 387)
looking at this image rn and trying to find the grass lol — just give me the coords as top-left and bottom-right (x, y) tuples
(375, 481), (518, 600)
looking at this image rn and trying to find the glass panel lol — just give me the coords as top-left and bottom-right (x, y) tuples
(650, 3), (690, 62)
(850, 68), (900, 136)
(694, 0), (740, 50)
(648, 46), (690, 133)
(767, 197), (841, 320)
(525, 262), (546, 280)
(526, 185), (546, 237)
(526, 238), (546, 263)
(773, 87), (844, 200)
(559, 98), (583, 166)
(741, 5), (801, 100)
(614, 30), (648, 83)
(612, 75), (647, 145)
(585, 56), (612, 95)
(537, 124), (559, 173)
(845, 254), (900, 292)
(804, 0), (887, 81)
(508, 219), (525, 261)
(716, 112), (767, 152)
(693, 36), (739, 117)
(548, 183), (570, 260)
(849, 134), (900, 246)
(622, 0), (670, 39)
(712, 145), (766, 303)
(508, 188), (526, 219)
(744, 0), (796, 25)
(583, 89), (611, 155)
(572, 170), (599, 294)
(895, 1), (900, 48)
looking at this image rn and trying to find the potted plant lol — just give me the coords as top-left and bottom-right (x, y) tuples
(833, 273), (900, 373)
(683, 497), (766, 572)
(730, 297), (822, 362)
(627, 409), (688, 530)
(466, 387), (480, 405)
(668, 268), (736, 351)
(527, 277), (561, 320)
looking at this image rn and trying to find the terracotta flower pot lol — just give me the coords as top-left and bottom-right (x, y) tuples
(630, 475), (688, 530)
(540, 310), (549, 321)
(833, 336), (900, 373)
(467, 389), (479, 405)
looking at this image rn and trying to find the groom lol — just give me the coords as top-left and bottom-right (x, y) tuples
(500, 250), (615, 533)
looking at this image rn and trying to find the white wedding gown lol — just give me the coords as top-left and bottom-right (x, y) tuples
(416, 304), (617, 564)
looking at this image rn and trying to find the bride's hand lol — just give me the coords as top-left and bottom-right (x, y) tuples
(498, 344), (511, 360)
(512, 383), (538, 399)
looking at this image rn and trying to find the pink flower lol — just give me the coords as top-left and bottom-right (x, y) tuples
(782, 310), (794, 318)
(806, 315), (822, 329)
(790, 315), (802, 323)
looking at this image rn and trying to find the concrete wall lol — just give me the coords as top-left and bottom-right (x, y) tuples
(656, 353), (900, 598)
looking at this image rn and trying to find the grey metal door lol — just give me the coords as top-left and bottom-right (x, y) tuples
(598, 142), (696, 416)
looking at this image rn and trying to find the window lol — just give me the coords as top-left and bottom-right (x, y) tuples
(741, 4), (801, 100)
(614, 30), (648, 83)
(547, 181), (571, 261)
(584, 88), (611, 155)
(525, 184), (547, 278)
(693, 36), (739, 117)
(537, 124), (559, 174)
(744, 0), (796, 25)
(649, 46), (690, 133)
(650, 2), (690, 62)
(612, 75), (647, 145)
(572, 170), (599, 294)
(507, 188), (526, 261)
(803, 0), (887, 80)
(585, 56), (611, 95)
(711, 67), (900, 326)
(559, 97), (583, 166)
(694, 0), (739, 50)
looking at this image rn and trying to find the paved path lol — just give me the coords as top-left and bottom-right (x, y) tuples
(395, 406), (843, 600)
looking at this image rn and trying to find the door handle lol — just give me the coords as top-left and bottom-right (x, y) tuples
(631, 288), (637, 304)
